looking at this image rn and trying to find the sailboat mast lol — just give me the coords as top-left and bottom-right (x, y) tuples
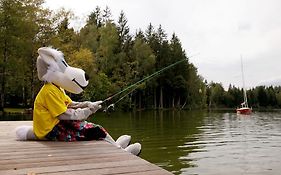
(240, 55), (248, 108)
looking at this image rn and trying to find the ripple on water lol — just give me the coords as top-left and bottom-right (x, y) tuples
(180, 112), (281, 175)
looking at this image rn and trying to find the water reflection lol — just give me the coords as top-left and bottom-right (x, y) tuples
(90, 110), (206, 174)
(2, 111), (281, 174)
(182, 112), (281, 175)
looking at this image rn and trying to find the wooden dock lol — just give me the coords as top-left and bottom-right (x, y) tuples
(0, 121), (172, 175)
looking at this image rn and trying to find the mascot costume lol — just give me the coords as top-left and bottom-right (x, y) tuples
(15, 47), (141, 156)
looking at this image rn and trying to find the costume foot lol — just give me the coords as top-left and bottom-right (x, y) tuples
(124, 143), (141, 156)
(15, 125), (36, 140)
(116, 135), (131, 149)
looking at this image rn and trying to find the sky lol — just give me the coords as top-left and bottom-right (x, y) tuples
(44, 0), (281, 89)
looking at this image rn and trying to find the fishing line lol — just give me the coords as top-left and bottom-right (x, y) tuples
(103, 88), (137, 112)
(101, 53), (199, 105)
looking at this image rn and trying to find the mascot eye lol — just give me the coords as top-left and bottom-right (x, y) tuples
(62, 60), (68, 67)
(85, 73), (89, 81)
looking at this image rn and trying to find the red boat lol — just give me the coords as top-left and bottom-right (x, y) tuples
(236, 56), (252, 115)
(236, 102), (252, 115)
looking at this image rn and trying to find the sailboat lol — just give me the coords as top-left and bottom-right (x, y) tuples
(236, 56), (252, 115)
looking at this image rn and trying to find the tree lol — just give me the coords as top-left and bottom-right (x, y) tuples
(96, 22), (119, 76)
(208, 82), (225, 108)
(267, 86), (277, 107)
(257, 86), (267, 107)
(130, 35), (156, 109)
(18, 0), (52, 107)
(168, 33), (188, 108)
(80, 22), (100, 53)
(116, 10), (132, 53)
(88, 6), (103, 27)
(0, 0), (49, 109)
(0, 0), (22, 110)
(49, 10), (78, 57)
(276, 91), (281, 107)
(0, 4), (209, 111)
(102, 6), (113, 24)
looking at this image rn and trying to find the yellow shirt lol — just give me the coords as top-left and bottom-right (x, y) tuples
(33, 83), (72, 139)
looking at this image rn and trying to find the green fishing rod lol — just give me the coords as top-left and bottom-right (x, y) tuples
(102, 53), (198, 104)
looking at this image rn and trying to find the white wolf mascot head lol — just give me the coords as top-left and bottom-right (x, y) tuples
(37, 47), (89, 94)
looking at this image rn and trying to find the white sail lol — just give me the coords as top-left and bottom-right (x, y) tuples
(236, 55), (252, 114)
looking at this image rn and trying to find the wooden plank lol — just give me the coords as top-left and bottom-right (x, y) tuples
(0, 152), (133, 170)
(1, 159), (147, 175)
(40, 164), (161, 175)
(0, 121), (172, 175)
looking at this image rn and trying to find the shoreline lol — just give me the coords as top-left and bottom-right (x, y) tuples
(2, 107), (281, 115)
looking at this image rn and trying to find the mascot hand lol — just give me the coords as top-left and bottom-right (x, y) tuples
(89, 101), (103, 113)
(69, 101), (91, 109)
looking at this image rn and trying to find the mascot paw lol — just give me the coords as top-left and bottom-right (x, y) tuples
(124, 143), (141, 156)
(116, 135), (131, 149)
(89, 101), (103, 113)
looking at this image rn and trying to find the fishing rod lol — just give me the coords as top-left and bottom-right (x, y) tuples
(102, 58), (185, 103)
(102, 59), (183, 112)
(101, 53), (199, 104)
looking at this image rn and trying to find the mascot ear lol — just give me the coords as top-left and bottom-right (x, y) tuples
(37, 47), (68, 72)
(37, 57), (49, 81)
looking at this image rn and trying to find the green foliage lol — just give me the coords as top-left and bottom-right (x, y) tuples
(1, 4), (279, 111)
(0, 0), (49, 110)
(68, 48), (95, 73)
(82, 72), (112, 101)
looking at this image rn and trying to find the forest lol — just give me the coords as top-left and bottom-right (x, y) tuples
(1, 0), (281, 112)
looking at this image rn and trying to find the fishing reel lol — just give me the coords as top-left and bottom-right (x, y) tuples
(103, 103), (115, 113)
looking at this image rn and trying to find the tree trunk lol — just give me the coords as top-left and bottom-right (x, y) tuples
(209, 98), (212, 109)
(129, 94), (132, 109)
(177, 96), (181, 107)
(159, 87), (163, 109)
(133, 94), (136, 110)
(172, 96), (175, 108)
(31, 52), (36, 107)
(1, 41), (7, 112)
(154, 88), (157, 109)
(138, 92), (141, 109)
(22, 85), (25, 106)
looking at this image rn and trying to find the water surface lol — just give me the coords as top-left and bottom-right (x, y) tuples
(92, 111), (281, 175)
(2, 111), (281, 175)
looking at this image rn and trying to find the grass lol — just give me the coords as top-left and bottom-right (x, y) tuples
(4, 108), (26, 113)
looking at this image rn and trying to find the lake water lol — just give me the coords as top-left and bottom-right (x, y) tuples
(2, 111), (281, 175)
